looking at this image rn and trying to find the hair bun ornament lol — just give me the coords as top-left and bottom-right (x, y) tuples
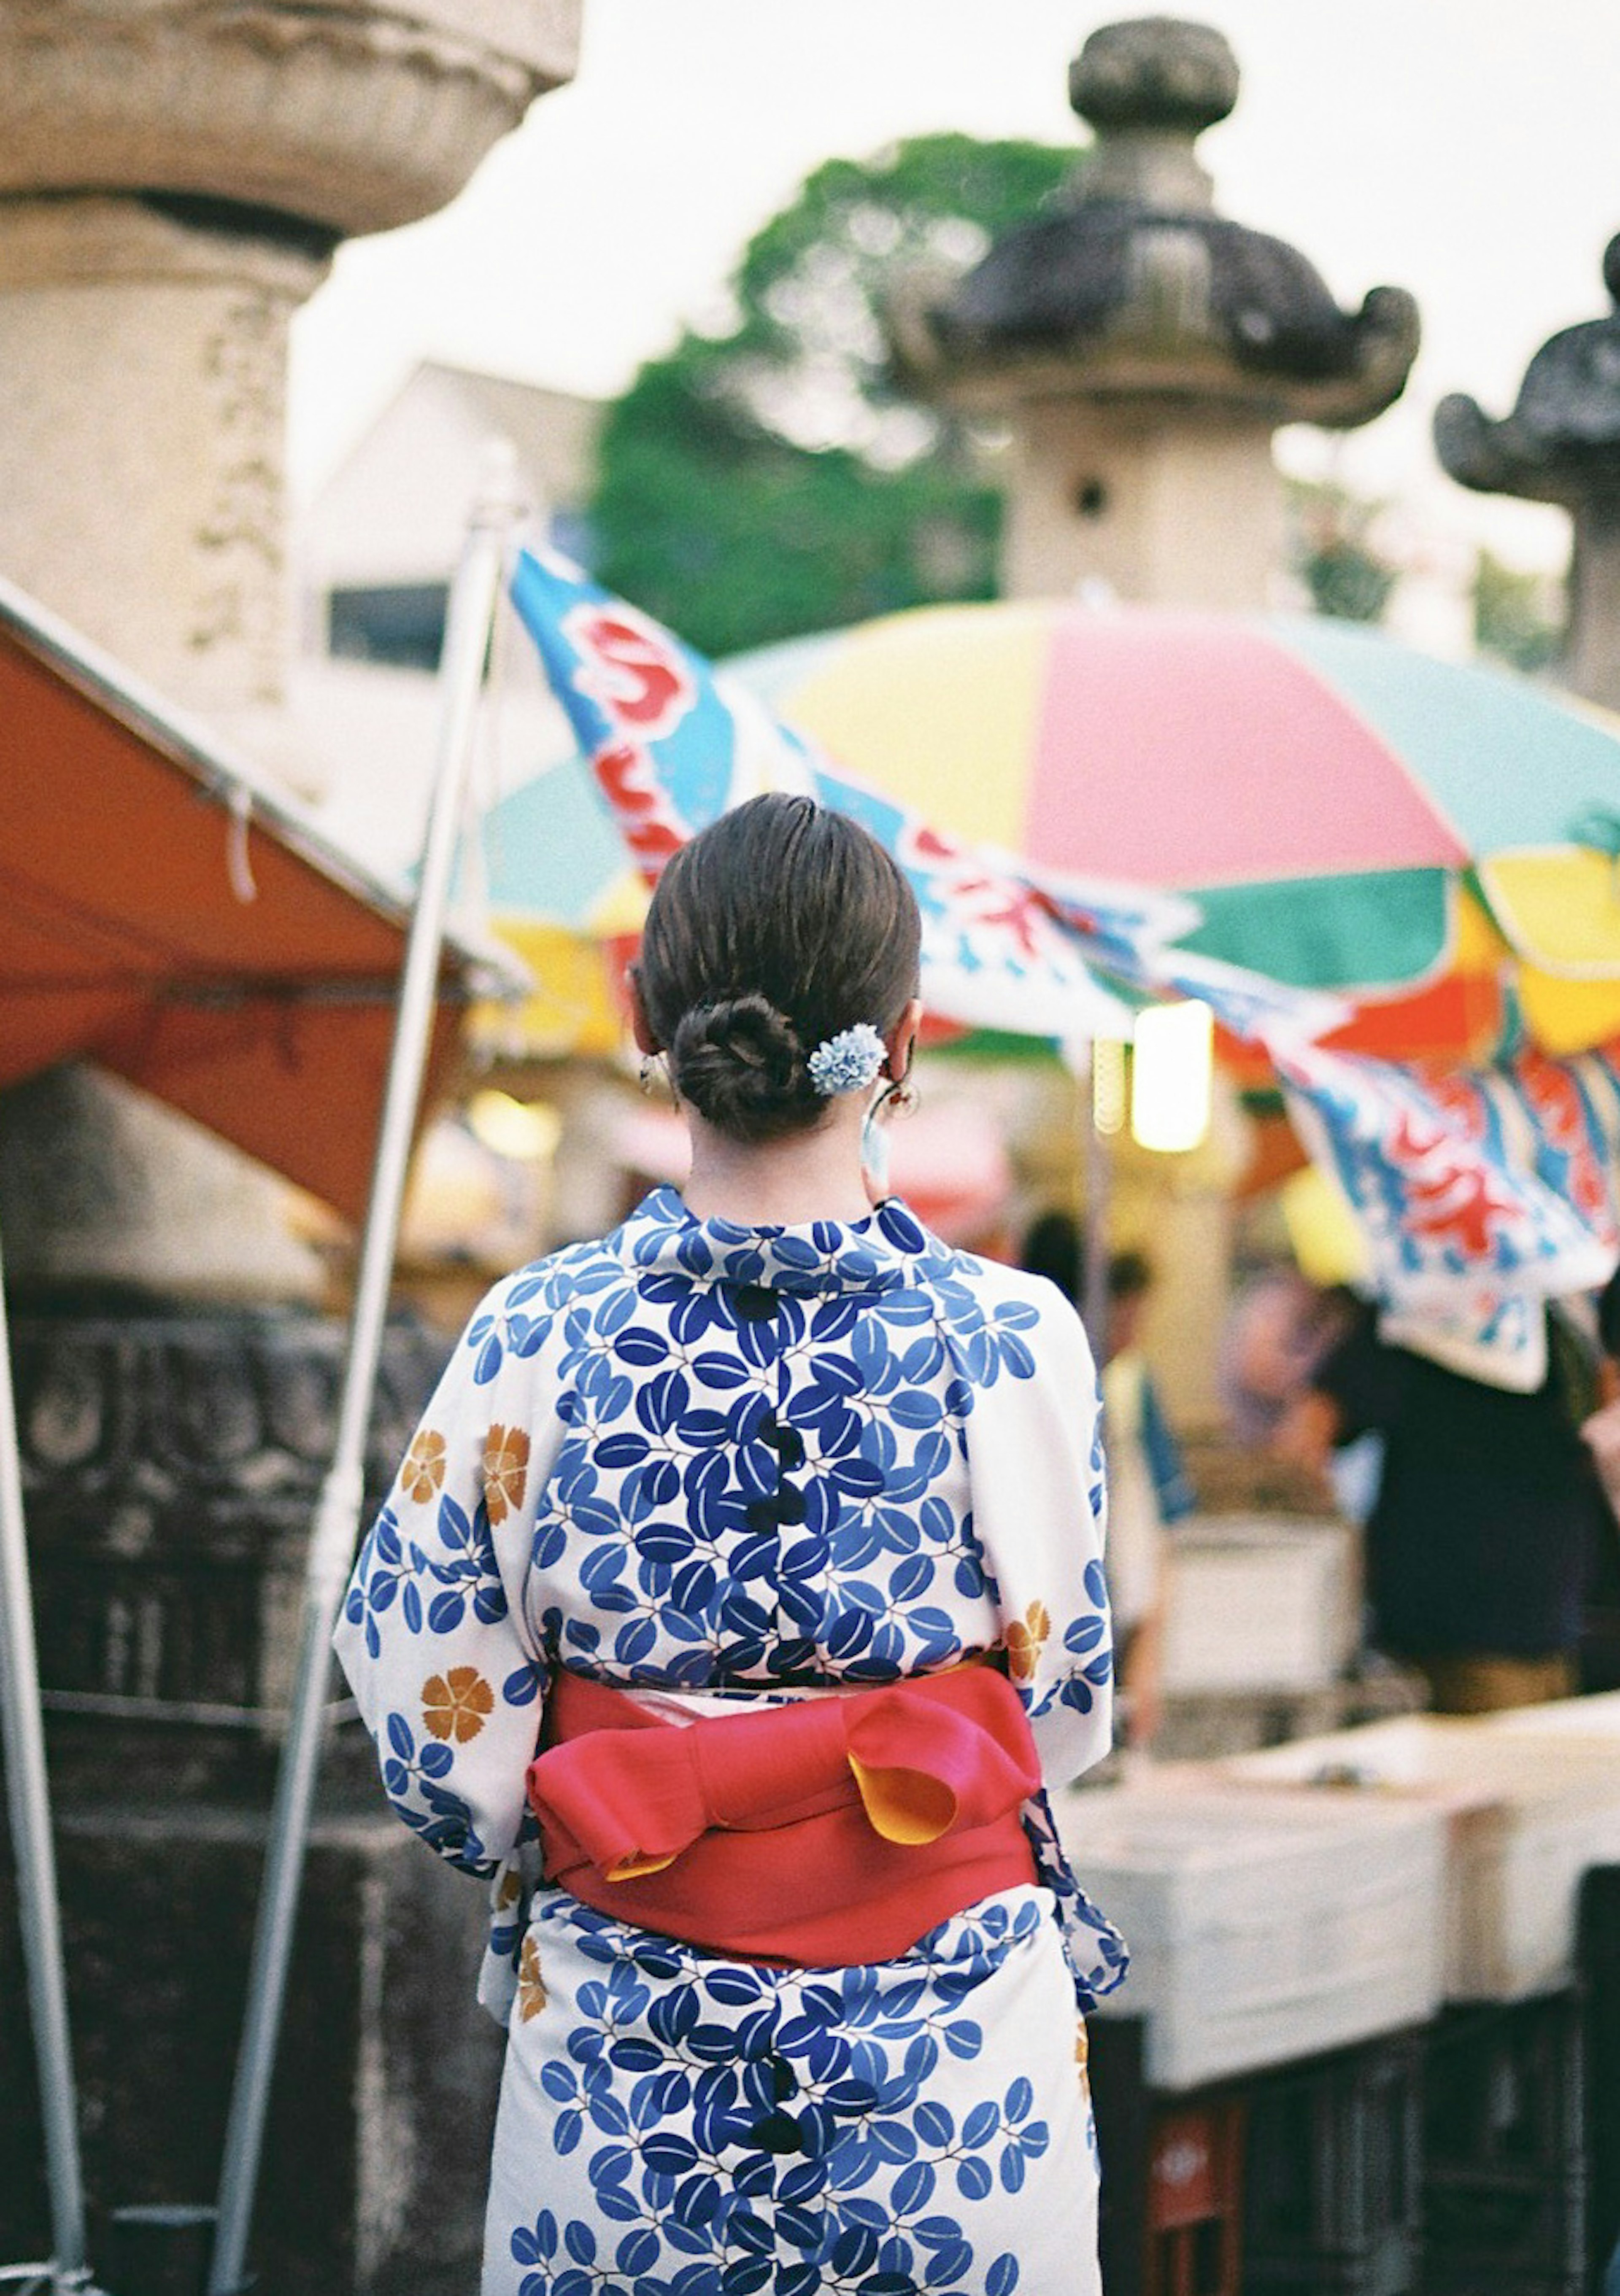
(806, 1022), (886, 1098)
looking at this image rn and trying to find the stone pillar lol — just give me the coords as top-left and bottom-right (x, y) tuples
(886, 16), (1419, 1437)
(0, 196), (327, 721)
(1566, 502), (1620, 710)
(0, 1), (583, 1298)
(0, 1068), (324, 1302)
(1003, 401), (1286, 609)
(0, 14), (580, 2279)
(0, 0), (583, 722)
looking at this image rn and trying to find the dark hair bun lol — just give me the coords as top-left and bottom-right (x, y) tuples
(638, 794), (921, 1146)
(670, 994), (819, 1144)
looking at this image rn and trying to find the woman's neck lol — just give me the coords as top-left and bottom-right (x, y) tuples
(681, 1106), (873, 1227)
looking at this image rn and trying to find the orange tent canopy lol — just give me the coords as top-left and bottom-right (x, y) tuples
(0, 578), (507, 1225)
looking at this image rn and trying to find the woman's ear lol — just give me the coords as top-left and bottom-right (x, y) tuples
(884, 997), (923, 1082)
(627, 969), (661, 1057)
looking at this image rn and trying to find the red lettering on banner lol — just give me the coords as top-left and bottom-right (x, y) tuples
(1516, 1051), (1612, 1232)
(905, 821), (1050, 959)
(1390, 1109), (1520, 1260)
(564, 604), (697, 740)
(1426, 1070), (1490, 1140)
(594, 742), (686, 879)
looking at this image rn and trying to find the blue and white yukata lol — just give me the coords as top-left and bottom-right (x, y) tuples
(335, 1188), (1125, 2296)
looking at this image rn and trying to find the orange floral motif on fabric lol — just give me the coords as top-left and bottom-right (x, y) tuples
(483, 1424), (532, 1525)
(402, 1428), (446, 1504)
(1004, 1601), (1051, 1682)
(517, 1932), (547, 2022)
(422, 1665), (494, 1744)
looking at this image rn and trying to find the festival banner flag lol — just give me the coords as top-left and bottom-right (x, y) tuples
(508, 541), (1618, 1385)
(1275, 1035), (1616, 1387)
(508, 543), (1199, 1042)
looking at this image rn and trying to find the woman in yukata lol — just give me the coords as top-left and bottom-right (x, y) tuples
(335, 792), (1126, 2296)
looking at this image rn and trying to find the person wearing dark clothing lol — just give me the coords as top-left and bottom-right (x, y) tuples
(1281, 1303), (1608, 1714)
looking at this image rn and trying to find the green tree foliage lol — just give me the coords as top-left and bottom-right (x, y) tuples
(1286, 479), (1398, 625)
(589, 135), (1074, 658)
(1472, 548), (1563, 674)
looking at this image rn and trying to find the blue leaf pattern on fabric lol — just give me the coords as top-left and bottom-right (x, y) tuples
(335, 1189), (1123, 2292)
(500, 1894), (1058, 2296)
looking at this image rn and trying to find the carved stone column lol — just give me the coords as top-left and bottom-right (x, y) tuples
(0, 18), (578, 2272)
(0, 0), (581, 1297)
(0, 196), (327, 723)
(0, 0), (581, 723)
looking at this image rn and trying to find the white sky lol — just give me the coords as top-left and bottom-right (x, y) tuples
(287, 0), (1620, 573)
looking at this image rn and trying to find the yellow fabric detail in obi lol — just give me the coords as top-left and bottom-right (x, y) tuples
(603, 1848), (680, 1882)
(848, 1753), (958, 1846)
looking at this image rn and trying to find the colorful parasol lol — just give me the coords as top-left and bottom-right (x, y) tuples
(499, 549), (1617, 1385)
(467, 747), (645, 1061)
(725, 601), (1620, 1065)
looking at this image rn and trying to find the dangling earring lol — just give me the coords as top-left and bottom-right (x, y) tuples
(861, 1046), (917, 1199)
(860, 1091), (893, 1199)
(639, 1052), (664, 1096)
(881, 1038), (920, 1118)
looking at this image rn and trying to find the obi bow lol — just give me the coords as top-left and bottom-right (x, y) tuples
(528, 1665), (1041, 1884)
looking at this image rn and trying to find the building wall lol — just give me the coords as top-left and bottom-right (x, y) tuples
(300, 362), (600, 609)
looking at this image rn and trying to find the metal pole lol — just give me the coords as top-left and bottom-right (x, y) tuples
(0, 1226), (91, 2292)
(207, 453), (521, 2296)
(1070, 1044), (1112, 1360)
(1083, 1107), (1113, 1360)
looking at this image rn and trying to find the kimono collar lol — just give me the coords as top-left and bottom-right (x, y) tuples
(619, 1184), (932, 1298)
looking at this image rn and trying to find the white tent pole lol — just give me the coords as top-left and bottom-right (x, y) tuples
(0, 1233), (92, 2293)
(1063, 1040), (1112, 1356)
(1082, 1067), (1113, 1356)
(207, 450), (522, 2296)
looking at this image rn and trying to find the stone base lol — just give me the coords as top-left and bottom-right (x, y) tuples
(0, 1784), (503, 2295)
(0, 1068), (329, 1307)
(0, 1291), (479, 2288)
(8, 1290), (452, 1757)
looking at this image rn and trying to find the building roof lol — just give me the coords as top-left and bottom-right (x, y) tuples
(0, 570), (516, 1221)
(302, 360), (601, 589)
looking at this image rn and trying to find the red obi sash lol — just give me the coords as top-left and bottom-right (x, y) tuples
(526, 1665), (1042, 1966)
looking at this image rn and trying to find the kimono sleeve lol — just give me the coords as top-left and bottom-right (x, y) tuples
(962, 1269), (1114, 1788)
(332, 1270), (556, 1878)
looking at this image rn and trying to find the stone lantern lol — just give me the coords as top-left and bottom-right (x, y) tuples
(1435, 232), (1620, 709)
(889, 15), (1420, 607)
(0, 5), (580, 1298)
(0, 1), (578, 723)
(0, 13), (580, 2284)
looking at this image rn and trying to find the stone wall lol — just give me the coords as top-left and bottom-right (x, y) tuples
(0, 1301), (512, 2293)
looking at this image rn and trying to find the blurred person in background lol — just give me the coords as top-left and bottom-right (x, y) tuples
(1274, 1296), (1609, 1714)
(1578, 1260), (1620, 1694)
(1222, 1272), (1381, 1523)
(1220, 1268), (1358, 1450)
(1022, 1216), (1194, 1751)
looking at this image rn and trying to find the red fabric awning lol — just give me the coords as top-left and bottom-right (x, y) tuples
(0, 578), (508, 1224)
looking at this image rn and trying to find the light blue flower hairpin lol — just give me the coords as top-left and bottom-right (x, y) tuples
(806, 1022), (886, 1097)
